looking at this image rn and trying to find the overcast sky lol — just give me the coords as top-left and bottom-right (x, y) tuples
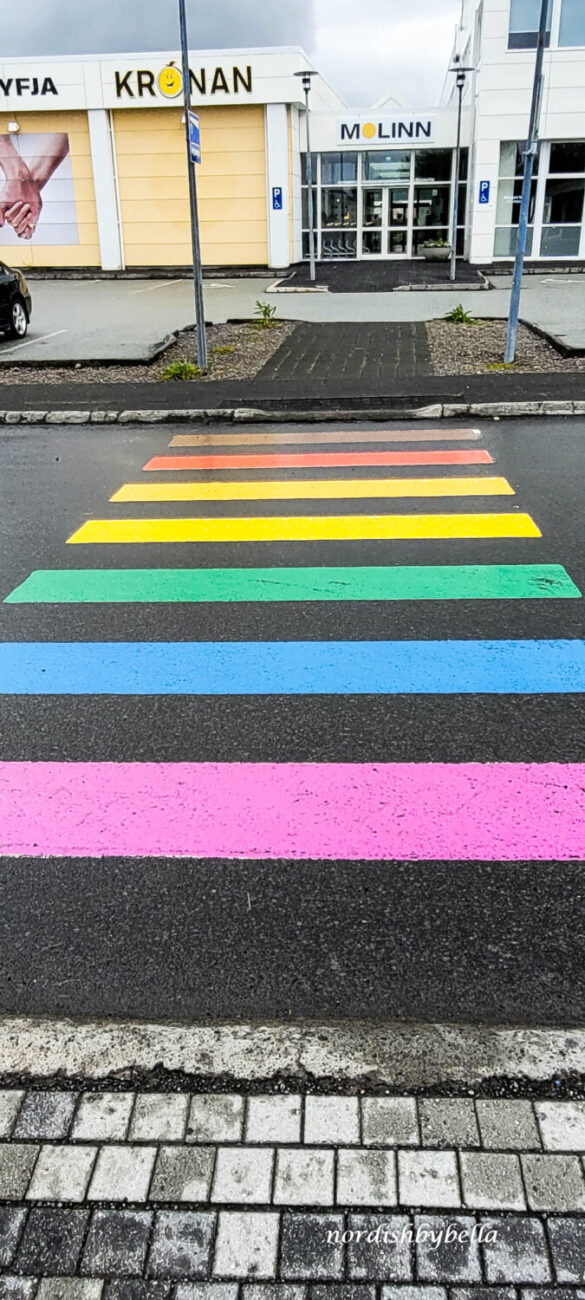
(0, 0), (461, 107)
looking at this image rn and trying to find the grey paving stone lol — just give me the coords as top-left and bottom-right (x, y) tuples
(178, 1287), (240, 1300)
(347, 1213), (412, 1280)
(381, 1290), (446, 1300)
(398, 1151), (460, 1207)
(150, 1146), (215, 1202)
(476, 1101), (540, 1151)
(36, 1283), (104, 1299)
(460, 1153), (525, 1210)
(414, 1215), (482, 1283)
(14, 1092), (77, 1140)
(213, 1210), (279, 1278)
(274, 1149), (335, 1206)
(82, 1208), (152, 1276)
(147, 1210), (215, 1280)
(522, 1292), (585, 1300)
(521, 1153), (585, 1210)
(27, 1144), (97, 1202)
(0, 1205), (26, 1267)
(310, 1289), (375, 1300)
(88, 1146), (156, 1202)
(130, 1094), (189, 1142)
(0, 1145), (39, 1200)
(337, 1150), (396, 1206)
(0, 1280), (38, 1300)
(280, 1214), (344, 1280)
(304, 1098), (359, 1146)
(482, 1217), (551, 1283)
(187, 1096), (244, 1144)
(104, 1284), (171, 1300)
(536, 1101), (585, 1151)
(242, 1288), (305, 1300)
(362, 1100), (419, 1148)
(73, 1094), (134, 1142)
(212, 1146), (274, 1203)
(547, 1215), (585, 1282)
(15, 1206), (89, 1276)
(246, 1097), (302, 1144)
(418, 1101), (479, 1149)
(451, 1291), (516, 1300)
(0, 1090), (24, 1138)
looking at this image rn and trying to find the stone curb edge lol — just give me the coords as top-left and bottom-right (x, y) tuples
(0, 400), (582, 426)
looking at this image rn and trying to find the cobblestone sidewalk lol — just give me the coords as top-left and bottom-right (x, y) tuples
(0, 1090), (584, 1298)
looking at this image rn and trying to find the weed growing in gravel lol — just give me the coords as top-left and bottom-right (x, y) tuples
(444, 304), (480, 325)
(160, 360), (204, 380)
(212, 345), (235, 355)
(253, 300), (278, 328)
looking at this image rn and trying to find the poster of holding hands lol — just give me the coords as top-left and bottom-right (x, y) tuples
(0, 132), (79, 245)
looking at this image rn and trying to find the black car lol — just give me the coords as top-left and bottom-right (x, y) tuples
(0, 262), (32, 339)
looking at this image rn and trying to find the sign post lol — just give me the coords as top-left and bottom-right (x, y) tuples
(178, 0), (207, 370)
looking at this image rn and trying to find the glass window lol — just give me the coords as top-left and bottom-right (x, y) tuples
(363, 230), (382, 255)
(496, 177), (538, 225)
(321, 188), (357, 228)
(543, 177), (585, 225)
(494, 226), (534, 256)
(413, 228), (449, 254)
(389, 188), (409, 226)
(414, 186), (450, 228)
(508, 0), (551, 48)
(388, 230), (408, 253)
(455, 184), (467, 225)
(320, 230), (356, 259)
(415, 150), (452, 182)
(459, 148), (469, 181)
(549, 143), (585, 174)
(320, 151), (358, 184)
(301, 153), (318, 184)
(364, 150), (411, 182)
(559, 0), (585, 46)
(363, 189), (383, 227)
(499, 141), (540, 177)
(540, 225), (582, 255)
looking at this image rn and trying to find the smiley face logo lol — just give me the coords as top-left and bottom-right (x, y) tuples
(158, 64), (183, 98)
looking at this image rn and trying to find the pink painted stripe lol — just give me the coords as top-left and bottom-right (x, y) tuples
(1, 762), (584, 860)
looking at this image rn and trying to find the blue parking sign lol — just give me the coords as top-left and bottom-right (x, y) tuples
(272, 186), (283, 210)
(188, 112), (201, 164)
(479, 180), (491, 204)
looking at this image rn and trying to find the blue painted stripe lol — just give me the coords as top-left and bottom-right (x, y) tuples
(2, 641), (585, 695)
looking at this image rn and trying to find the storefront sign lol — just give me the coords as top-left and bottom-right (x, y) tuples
(338, 118), (435, 145)
(114, 63), (253, 100)
(0, 76), (58, 97)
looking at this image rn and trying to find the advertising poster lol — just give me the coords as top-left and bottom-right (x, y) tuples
(0, 131), (78, 245)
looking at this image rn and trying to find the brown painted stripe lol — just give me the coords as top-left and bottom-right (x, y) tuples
(169, 429), (482, 448)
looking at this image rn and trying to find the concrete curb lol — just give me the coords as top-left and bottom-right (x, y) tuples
(0, 1016), (583, 1087)
(1, 400), (584, 425)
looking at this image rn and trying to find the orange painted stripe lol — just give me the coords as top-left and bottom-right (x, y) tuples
(144, 450), (494, 472)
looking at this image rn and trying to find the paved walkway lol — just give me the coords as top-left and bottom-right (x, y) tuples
(275, 261), (485, 292)
(259, 324), (431, 383)
(0, 1088), (584, 1295)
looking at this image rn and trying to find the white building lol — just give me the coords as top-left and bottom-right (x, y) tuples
(0, 1), (582, 271)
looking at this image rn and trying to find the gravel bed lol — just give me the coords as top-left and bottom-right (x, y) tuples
(0, 321), (295, 384)
(427, 318), (585, 373)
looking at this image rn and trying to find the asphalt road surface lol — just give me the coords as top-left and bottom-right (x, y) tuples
(1, 415), (585, 1027)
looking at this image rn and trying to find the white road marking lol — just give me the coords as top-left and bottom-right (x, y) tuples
(0, 328), (67, 355)
(130, 279), (184, 295)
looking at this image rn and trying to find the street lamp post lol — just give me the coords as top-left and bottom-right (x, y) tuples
(178, 0), (207, 370)
(449, 64), (474, 284)
(504, 0), (550, 363)
(295, 70), (317, 283)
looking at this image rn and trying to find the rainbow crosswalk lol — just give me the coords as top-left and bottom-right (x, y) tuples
(2, 423), (584, 861)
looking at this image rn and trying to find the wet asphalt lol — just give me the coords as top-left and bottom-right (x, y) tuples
(1, 416), (585, 1027)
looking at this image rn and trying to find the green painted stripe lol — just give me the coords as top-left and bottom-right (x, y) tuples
(4, 565), (582, 604)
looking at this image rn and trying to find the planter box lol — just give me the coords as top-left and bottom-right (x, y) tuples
(421, 245), (452, 262)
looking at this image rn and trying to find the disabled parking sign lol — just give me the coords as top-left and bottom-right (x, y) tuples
(479, 180), (491, 204)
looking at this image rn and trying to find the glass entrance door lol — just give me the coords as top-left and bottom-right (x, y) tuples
(361, 186), (411, 257)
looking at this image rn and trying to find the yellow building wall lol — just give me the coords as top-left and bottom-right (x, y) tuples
(113, 105), (268, 267)
(0, 110), (100, 268)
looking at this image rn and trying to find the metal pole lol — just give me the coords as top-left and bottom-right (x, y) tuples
(504, 0), (549, 363)
(178, 0), (207, 370)
(304, 83), (317, 283)
(450, 77), (464, 283)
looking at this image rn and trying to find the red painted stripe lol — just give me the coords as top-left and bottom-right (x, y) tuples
(144, 450), (494, 471)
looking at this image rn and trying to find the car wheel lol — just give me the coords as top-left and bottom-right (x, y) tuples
(9, 298), (28, 339)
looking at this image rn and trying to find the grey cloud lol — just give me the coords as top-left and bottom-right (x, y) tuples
(0, 0), (316, 57)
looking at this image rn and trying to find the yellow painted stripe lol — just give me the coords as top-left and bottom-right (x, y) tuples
(110, 477), (515, 503)
(67, 514), (542, 545)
